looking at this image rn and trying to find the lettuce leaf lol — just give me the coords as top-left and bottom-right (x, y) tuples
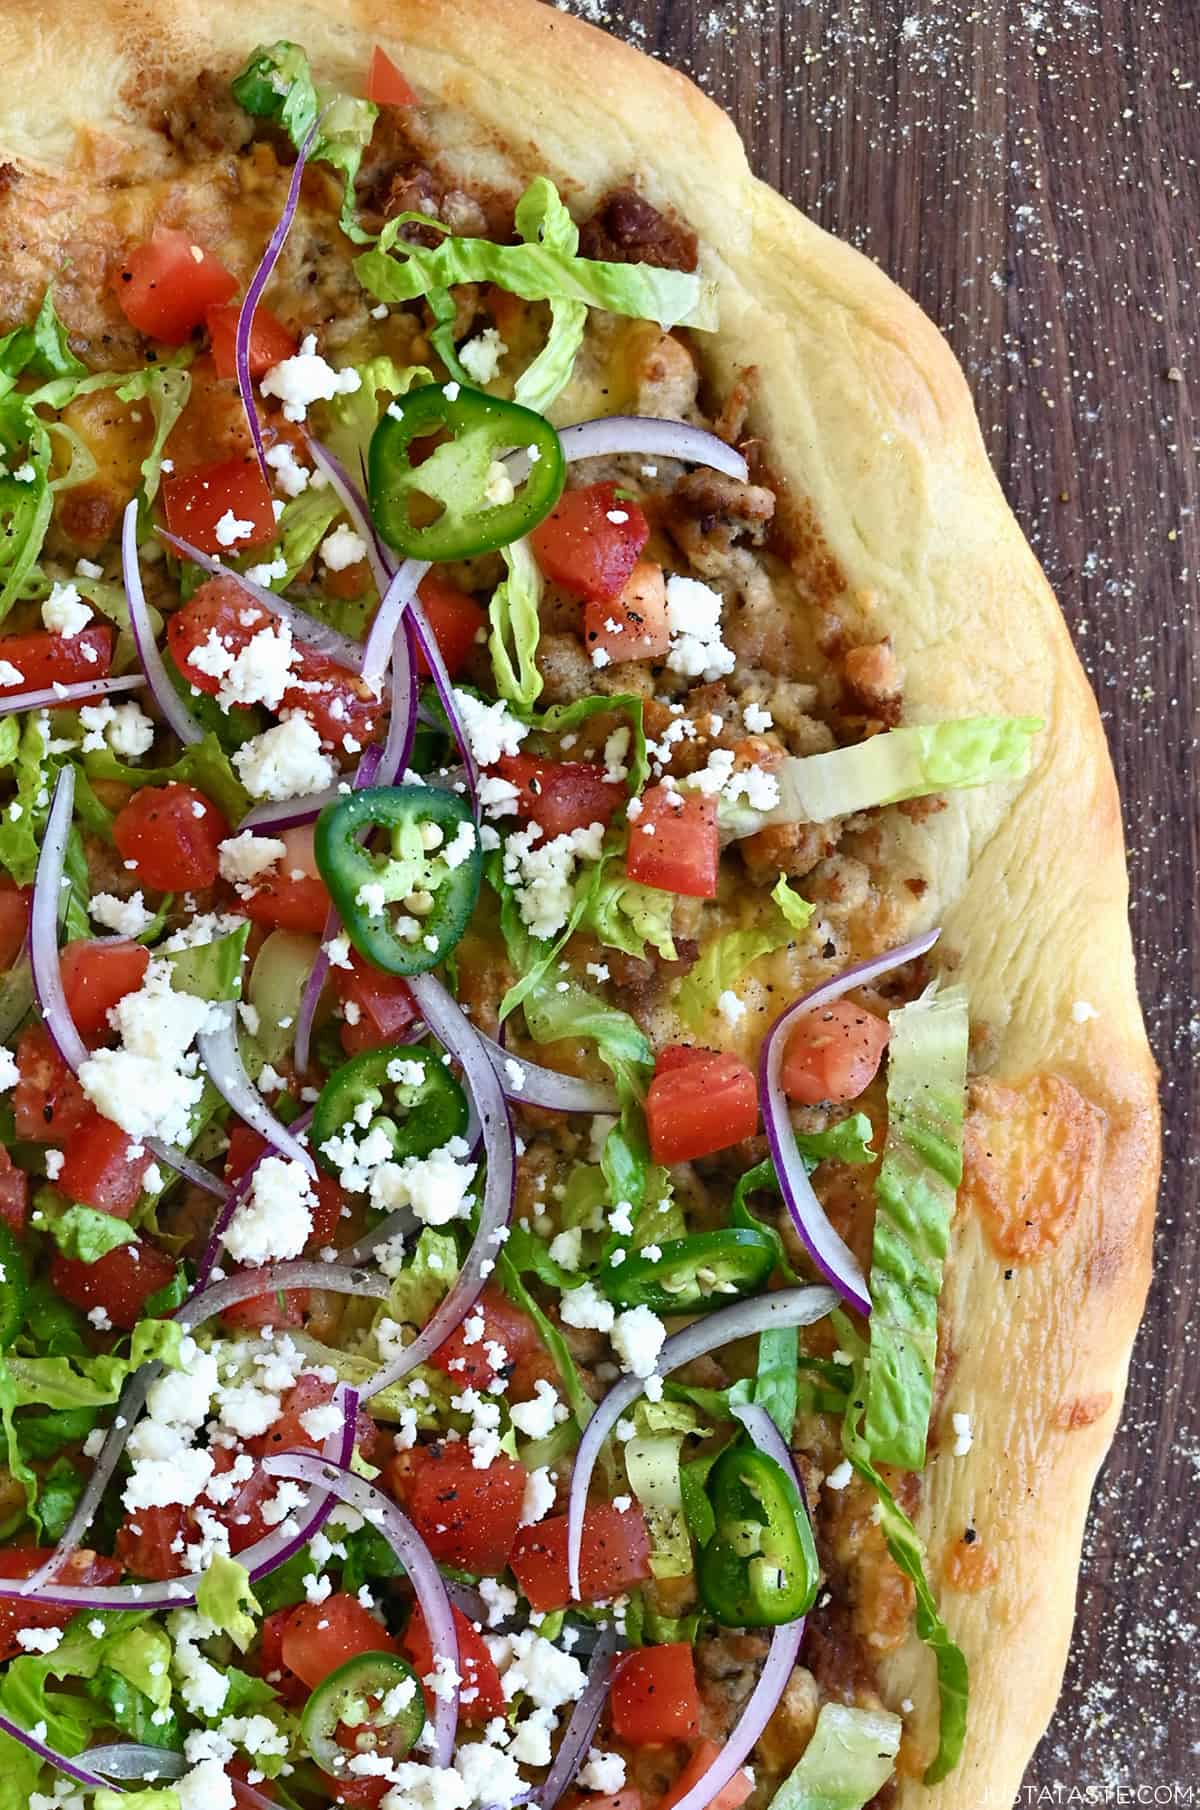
(84, 730), (250, 823)
(95, 1790), (181, 1810)
(675, 885), (813, 1031)
(115, 365), (192, 505)
(725, 716), (1044, 833)
(624, 1431), (691, 1578)
(519, 691), (649, 796)
(0, 289), (84, 396)
(579, 861), (676, 964)
(0, 1610), (156, 1798)
(196, 1554), (260, 1653)
(50, 1205), (136, 1264)
(772, 1702), (902, 1810)
(232, 41), (378, 241)
(511, 180), (588, 415)
(165, 921), (251, 1003)
(864, 988), (968, 1471)
(489, 537), (543, 709)
(0, 712), (51, 884)
(323, 356), (433, 472)
(381, 1228), (459, 1333)
(356, 180), (717, 332)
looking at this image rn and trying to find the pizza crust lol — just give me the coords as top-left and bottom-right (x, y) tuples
(0, 1), (1159, 1802)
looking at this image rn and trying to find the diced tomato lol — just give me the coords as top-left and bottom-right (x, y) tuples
(318, 1776), (390, 1810)
(402, 1604), (505, 1724)
(531, 482), (649, 603)
(0, 1549), (123, 1660)
(204, 1445), (281, 1554)
(242, 825), (332, 934)
(112, 783), (230, 891)
(245, 1373), (340, 1460)
(0, 1149), (27, 1235)
(206, 302), (296, 381)
(493, 755), (623, 840)
(0, 627), (114, 695)
(509, 1504), (652, 1613)
(167, 576), (382, 748)
(414, 575), (486, 679)
(563, 1794), (644, 1810)
(281, 1592), (398, 1691)
(114, 231), (238, 343)
(584, 559), (669, 664)
(60, 940), (149, 1042)
(428, 1285), (539, 1390)
(57, 1107), (154, 1217)
(610, 1645), (701, 1745)
(653, 1043), (709, 1075)
(220, 1285), (309, 1331)
(13, 1026), (90, 1144)
(164, 355), (261, 476)
(0, 879), (27, 970)
(231, 1758), (278, 1807)
(781, 999), (891, 1106)
(625, 786), (718, 898)
(115, 1503), (190, 1581)
(50, 1238), (176, 1331)
(162, 454), (276, 556)
(333, 955), (420, 1055)
(259, 1607), (308, 1705)
(661, 1743), (753, 1810)
(645, 1048), (757, 1165)
(366, 45), (418, 106)
(386, 1444), (527, 1575)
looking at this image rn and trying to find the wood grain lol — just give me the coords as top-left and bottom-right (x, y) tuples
(547, 0), (1198, 1786)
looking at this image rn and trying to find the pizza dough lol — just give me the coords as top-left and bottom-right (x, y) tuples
(0, 1), (1159, 1800)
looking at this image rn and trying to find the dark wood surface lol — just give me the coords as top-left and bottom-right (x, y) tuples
(548, 0), (1198, 1787)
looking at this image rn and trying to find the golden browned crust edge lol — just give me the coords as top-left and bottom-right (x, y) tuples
(0, 1), (1161, 1803)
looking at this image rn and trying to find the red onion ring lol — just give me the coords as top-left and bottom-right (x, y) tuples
(377, 616), (419, 787)
(338, 1203), (418, 1268)
(361, 558), (429, 693)
(536, 1628), (620, 1810)
(506, 416), (748, 486)
(236, 111), (323, 485)
(262, 1451), (461, 1767)
(661, 1399), (807, 1810)
(408, 600), (480, 818)
(759, 930), (940, 1316)
(195, 1001), (317, 1175)
(123, 496), (204, 745)
(359, 970), (515, 1395)
(239, 782), (350, 834)
(87, 1744), (186, 1781)
(566, 1284), (836, 1599)
(0, 1714), (114, 1793)
(480, 1035), (618, 1115)
(0, 673), (148, 718)
(177, 1261), (387, 1335)
(307, 436), (399, 604)
(157, 529), (367, 673)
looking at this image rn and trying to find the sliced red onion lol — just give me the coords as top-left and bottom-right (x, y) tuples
(566, 1284), (835, 1599)
(377, 616), (419, 787)
(123, 496), (204, 745)
(0, 1714), (114, 1792)
(294, 741), (384, 1075)
(359, 971), (515, 1395)
(307, 436), (398, 604)
(361, 558), (429, 693)
(30, 766), (89, 1074)
(144, 1139), (229, 1200)
(87, 1743), (187, 1781)
(480, 1035), (618, 1114)
(536, 1629), (620, 1810)
(408, 600), (479, 817)
(760, 930), (940, 1316)
(240, 783), (352, 833)
(507, 416), (748, 486)
(8, 1384), (359, 1612)
(263, 1451), (460, 1766)
(177, 1261), (388, 1334)
(0, 673), (148, 719)
(237, 112), (322, 484)
(338, 1203), (418, 1268)
(196, 1001), (317, 1175)
(158, 529), (367, 673)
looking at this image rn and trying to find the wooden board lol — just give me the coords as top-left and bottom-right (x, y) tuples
(544, 0), (1198, 1786)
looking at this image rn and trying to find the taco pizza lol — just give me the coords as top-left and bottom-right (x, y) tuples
(0, 4), (1158, 1809)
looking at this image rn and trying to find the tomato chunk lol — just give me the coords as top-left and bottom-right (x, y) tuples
(661, 1742), (753, 1810)
(366, 45), (418, 106)
(645, 1048), (758, 1164)
(610, 1645), (701, 1745)
(493, 755), (624, 840)
(386, 1444), (527, 1575)
(206, 302), (296, 381)
(259, 1606), (308, 1705)
(162, 455), (277, 556)
(242, 825), (332, 934)
(625, 786), (718, 898)
(50, 1239), (176, 1331)
(0, 1149), (27, 1235)
(402, 1604), (504, 1724)
(60, 940), (149, 1042)
(531, 482), (649, 603)
(333, 955), (420, 1055)
(115, 1503), (191, 1581)
(112, 784), (229, 891)
(58, 1107), (153, 1217)
(428, 1285), (539, 1390)
(509, 1504), (652, 1612)
(0, 879), (27, 970)
(13, 1026), (89, 1144)
(0, 627), (114, 695)
(781, 998), (891, 1105)
(414, 575), (487, 679)
(0, 1549), (122, 1660)
(584, 560), (669, 664)
(114, 231), (238, 344)
(281, 1593), (398, 1691)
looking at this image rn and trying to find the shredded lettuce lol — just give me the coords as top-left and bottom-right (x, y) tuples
(95, 1790), (180, 1810)
(165, 922), (251, 1004)
(0, 712), (51, 884)
(511, 180), (589, 415)
(864, 988), (968, 1471)
(580, 860), (676, 964)
(489, 537), (543, 709)
(772, 1702), (902, 1810)
(724, 716), (1044, 834)
(0, 402), (53, 621)
(84, 731), (250, 823)
(196, 1554), (260, 1653)
(0, 1610), (158, 1799)
(114, 365), (192, 506)
(232, 41), (378, 241)
(0, 289), (84, 398)
(675, 885), (814, 1032)
(624, 1431), (692, 1578)
(49, 1205), (136, 1264)
(518, 691), (649, 796)
(379, 1228), (459, 1335)
(323, 355), (432, 471)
